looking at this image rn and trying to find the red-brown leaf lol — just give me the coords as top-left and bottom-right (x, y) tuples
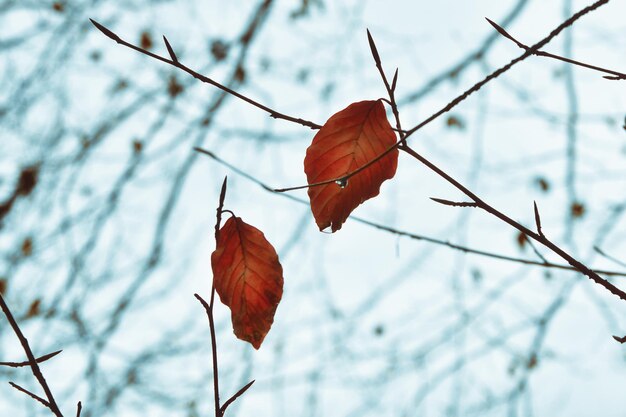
(211, 216), (283, 349)
(304, 100), (398, 232)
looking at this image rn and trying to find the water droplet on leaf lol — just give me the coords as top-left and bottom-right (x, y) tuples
(335, 178), (348, 189)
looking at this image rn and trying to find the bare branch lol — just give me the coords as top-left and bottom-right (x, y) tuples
(162, 36), (178, 63)
(9, 382), (50, 408)
(220, 380), (255, 415)
(0, 293), (64, 416)
(0, 350), (62, 368)
(195, 146), (626, 278)
(431, 198), (479, 208)
(533, 201), (544, 237)
(195, 293), (221, 417)
(594, 246), (626, 269)
(401, 144), (626, 301)
(486, 17), (626, 80)
(274, 0), (611, 193)
(89, 19), (322, 130)
(366, 29), (382, 67)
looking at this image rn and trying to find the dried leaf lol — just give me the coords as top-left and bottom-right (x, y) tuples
(212, 216), (283, 349)
(210, 40), (229, 62)
(571, 202), (585, 218)
(26, 299), (41, 318)
(534, 176), (550, 192)
(516, 231), (527, 249)
(140, 31), (153, 50)
(132, 140), (143, 153)
(234, 66), (246, 83)
(167, 75), (183, 98)
(21, 237), (33, 257)
(16, 166), (38, 197)
(304, 100), (398, 232)
(445, 115), (465, 130)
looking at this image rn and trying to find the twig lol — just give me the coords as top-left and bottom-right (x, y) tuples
(194, 294), (220, 416)
(220, 380), (255, 415)
(400, 144), (626, 301)
(367, 29), (406, 146)
(0, 293), (64, 417)
(533, 201), (544, 237)
(273, 0), (626, 302)
(194, 176), (232, 417)
(398, 0), (530, 105)
(430, 198), (479, 208)
(613, 335), (626, 343)
(526, 238), (550, 265)
(0, 350), (62, 368)
(594, 246), (626, 269)
(486, 17), (626, 80)
(9, 381), (50, 408)
(89, 19), (321, 130)
(194, 146), (626, 278)
(162, 36), (178, 63)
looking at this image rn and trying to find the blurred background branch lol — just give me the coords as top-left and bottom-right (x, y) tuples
(1, 0), (625, 416)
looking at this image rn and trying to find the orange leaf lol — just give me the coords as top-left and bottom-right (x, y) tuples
(304, 100), (398, 232)
(211, 216), (283, 349)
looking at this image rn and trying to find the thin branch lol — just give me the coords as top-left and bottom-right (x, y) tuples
(273, 140), (399, 192)
(613, 335), (626, 343)
(194, 146), (626, 278)
(367, 29), (406, 145)
(431, 198), (479, 208)
(0, 293), (64, 416)
(89, 19), (322, 130)
(0, 350), (62, 368)
(486, 17), (626, 80)
(76, 402), (82, 417)
(526, 238), (549, 265)
(398, 0), (530, 105)
(274, 0), (626, 302)
(533, 201), (544, 237)
(194, 176), (229, 417)
(594, 246), (626, 269)
(162, 36), (178, 63)
(274, 0), (610, 193)
(220, 380), (255, 415)
(371, 3), (624, 299)
(9, 381), (50, 408)
(400, 144), (626, 301)
(195, 294), (221, 417)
